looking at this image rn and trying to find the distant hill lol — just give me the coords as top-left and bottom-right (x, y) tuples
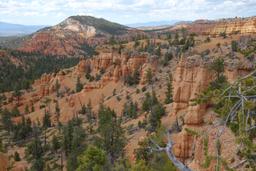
(18, 15), (139, 56)
(0, 21), (46, 36)
(67, 16), (129, 35)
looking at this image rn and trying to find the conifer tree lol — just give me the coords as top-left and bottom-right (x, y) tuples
(76, 77), (83, 93)
(98, 105), (126, 163)
(165, 76), (173, 104)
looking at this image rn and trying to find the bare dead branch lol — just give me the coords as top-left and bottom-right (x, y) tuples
(150, 133), (193, 171)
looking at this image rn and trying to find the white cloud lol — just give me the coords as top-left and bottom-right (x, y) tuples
(0, 0), (255, 25)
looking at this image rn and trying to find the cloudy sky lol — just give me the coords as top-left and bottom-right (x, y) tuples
(0, 0), (255, 26)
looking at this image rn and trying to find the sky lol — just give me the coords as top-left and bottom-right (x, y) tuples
(0, 0), (255, 26)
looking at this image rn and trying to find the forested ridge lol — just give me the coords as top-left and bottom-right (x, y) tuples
(0, 48), (79, 92)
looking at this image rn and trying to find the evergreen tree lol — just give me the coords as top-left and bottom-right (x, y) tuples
(62, 118), (86, 170)
(148, 104), (165, 132)
(11, 106), (20, 117)
(76, 146), (107, 171)
(52, 135), (60, 153)
(142, 92), (158, 112)
(164, 76), (173, 104)
(86, 100), (94, 125)
(162, 52), (173, 66)
(0, 138), (3, 152)
(142, 91), (165, 132)
(124, 70), (140, 86)
(43, 111), (51, 128)
(55, 102), (60, 126)
(55, 80), (61, 97)
(98, 106), (126, 163)
(146, 69), (153, 85)
(1, 109), (13, 133)
(25, 105), (30, 114)
(123, 101), (138, 119)
(27, 125), (44, 171)
(31, 157), (44, 171)
(210, 58), (224, 80)
(76, 77), (83, 93)
(13, 116), (32, 140)
(231, 40), (238, 52)
(14, 151), (21, 161)
(132, 160), (152, 171)
(31, 105), (35, 112)
(13, 88), (22, 105)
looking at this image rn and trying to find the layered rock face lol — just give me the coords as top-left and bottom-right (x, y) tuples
(34, 73), (56, 98)
(188, 17), (256, 35)
(172, 55), (213, 124)
(77, 52), (154, 91)
(171, 54), (255, 168)
(19, 30), (89, 57)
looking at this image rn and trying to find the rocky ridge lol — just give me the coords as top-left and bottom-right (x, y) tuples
(18, 16), (142, 57)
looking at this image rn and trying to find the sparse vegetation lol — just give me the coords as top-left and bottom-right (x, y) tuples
(0, 14), (255, 171)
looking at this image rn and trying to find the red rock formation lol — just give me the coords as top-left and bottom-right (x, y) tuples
(188, 17), (256, 35)
(172, 56), (213, 125)
(76, 52), (150, 87)
(173, 130), (194, 160)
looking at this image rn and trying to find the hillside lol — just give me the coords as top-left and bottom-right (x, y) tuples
(8, 16), (256, 57)
(0, 16), (256, 171)
(18, 15), (141, 57)
(156, 16), (256, 35)
(67, 16), (129, 35)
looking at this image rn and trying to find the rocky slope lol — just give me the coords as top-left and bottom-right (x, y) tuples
(161, 16), (256, 35)
(18, 16), (141, 57)
(1, 16), (256, 171)
(18, 16), (256, 57)
(189, 17), (256, 35)
(171, 42), (255, 170)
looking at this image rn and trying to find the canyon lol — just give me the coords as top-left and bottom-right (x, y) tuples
(0, 15), (256, 171)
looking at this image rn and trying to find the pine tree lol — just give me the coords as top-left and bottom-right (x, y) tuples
(52, 135), (60, 153)
(14, 151), (21, 161)
(148, 104), (165, 132)
(28, 125), (44, 171)
(210, 58), (224, 80)
(55, 79), (61, 97)
(98, 105), (126, 163)
(0, 138), (4, 152)
(146, 68), (153, 85)
(231, 40), (238, 52)
(77, 146), (107, 171)
(31, 105), (35, 112)
(1, 109), (13, 133)
(43, 111), (51, 128)
(76, 77), (83, 93)
(86, 100), (94, 125)
(25, 105), (30, 114)
(165, 76), (173, 104)
(11, 106), (20, 117)
(55, 102), (60, 126)
(13, 88), (22, 105)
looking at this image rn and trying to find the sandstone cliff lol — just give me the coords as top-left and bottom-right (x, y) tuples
(188, 17), (256, 35)
(171, 53), (255, 170)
